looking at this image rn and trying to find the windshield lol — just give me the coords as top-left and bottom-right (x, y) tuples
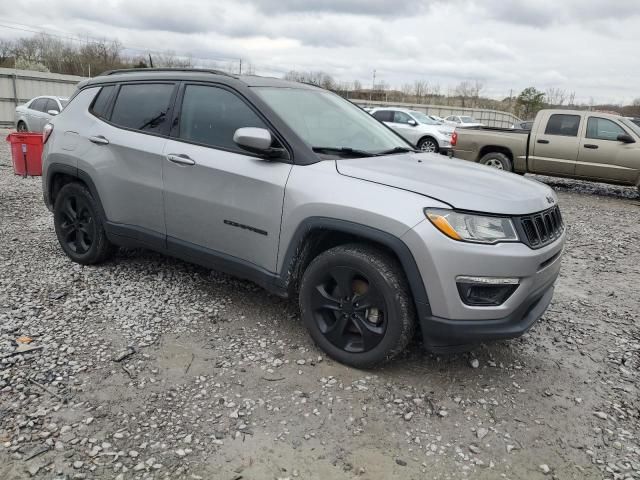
(460, 116), (476, 123)
(253, 87), (410, 154)
(621, 118), (640, 137)
(409, 110), (441, 125)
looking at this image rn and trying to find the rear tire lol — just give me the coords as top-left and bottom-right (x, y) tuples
(418, 137), (439, 154)
(479, 152), (513, 171)
(299, 244), (415, 368)
(53, 183), (115, 265)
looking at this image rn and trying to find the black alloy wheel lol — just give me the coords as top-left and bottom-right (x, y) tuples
(58, 194), (96, 255)
(309, 265), (387, 353)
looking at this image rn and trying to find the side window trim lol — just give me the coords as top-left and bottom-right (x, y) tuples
(169, 81), (292, 162)
(89, 85), (116, 119)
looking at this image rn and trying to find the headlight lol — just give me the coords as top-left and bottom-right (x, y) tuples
(425, 208), (518, 244)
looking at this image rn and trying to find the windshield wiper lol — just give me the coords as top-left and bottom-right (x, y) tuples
(376, 146), (418, 155)
(312, 146), (376, 158)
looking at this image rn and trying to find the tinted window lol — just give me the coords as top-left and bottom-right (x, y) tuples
(544, 114), (580, 137)
(393, 111), (413, 124)
(586, 117), (626, 141)
(373, 110), (393, 122)
(179, 85), (267, 150)
(45, 99), (59, 113)
(90, 86), (115, 119)
(111, 83), (174, 133)
(30, 98), (47, 112)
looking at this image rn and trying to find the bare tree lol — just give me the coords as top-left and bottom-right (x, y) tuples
(353, 79), (362, 91)
(567, 91), (576, 107)
(455, 81), (475, 107)
(545, 87), (567, 106)
(413, 80), (428, 103)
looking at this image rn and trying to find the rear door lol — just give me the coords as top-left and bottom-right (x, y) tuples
(80, 82), (176, 246)
(529, 113), (582, 175)
(576, 116), (639, 183)
(162, 83), (292, 272)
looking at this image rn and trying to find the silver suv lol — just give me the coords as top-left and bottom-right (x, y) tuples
(42, 69), (565, 368)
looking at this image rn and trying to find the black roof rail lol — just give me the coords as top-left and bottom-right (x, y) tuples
(100, 68), (236, 78)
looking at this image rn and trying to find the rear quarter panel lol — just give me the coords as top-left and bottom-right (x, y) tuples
(453, 129), (528, 170)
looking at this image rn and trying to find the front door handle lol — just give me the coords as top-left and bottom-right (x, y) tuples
(166, 153), (196, 166)
(89, 135), (109, 145)
(584, 144), (599, 149)
(537, 139), (550, 144)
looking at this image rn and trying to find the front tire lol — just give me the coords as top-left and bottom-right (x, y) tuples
(479, 152), (513, 171)
(418, 137), (439, 153)
(53, 183), (114, 265)
(299, 244), (415, 368)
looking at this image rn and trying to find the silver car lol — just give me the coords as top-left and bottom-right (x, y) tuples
(41, 69), (565, 368)
(15, 96), (68, 132)
(370, 107), (454, 153)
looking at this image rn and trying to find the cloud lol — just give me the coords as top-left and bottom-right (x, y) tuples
(245, 0), (423, 16)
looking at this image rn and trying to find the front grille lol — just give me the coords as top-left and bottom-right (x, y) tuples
(516, 206), (564, 249)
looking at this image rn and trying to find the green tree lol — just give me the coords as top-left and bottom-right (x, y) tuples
(516, 87), (546, 118)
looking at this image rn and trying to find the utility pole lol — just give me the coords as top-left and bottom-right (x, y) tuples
(239, 59), (242, 75)
(370, 69), (376, 101)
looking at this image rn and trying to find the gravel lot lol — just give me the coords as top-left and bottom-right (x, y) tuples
(1, 128), (638, 480)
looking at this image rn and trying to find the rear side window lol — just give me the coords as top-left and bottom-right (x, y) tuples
(586, 117), (626, 141)
(90, 86), (115, 119)
(110, 83), (174, 133)
(373, 110), (393, 122)
(30, 98), (47, 112)
(178, 85), (267, 150)
(544, 114), (580, 137)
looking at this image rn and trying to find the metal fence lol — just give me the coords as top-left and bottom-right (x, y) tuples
(351, 99), (521, 128)
(0, 68), (85, 127)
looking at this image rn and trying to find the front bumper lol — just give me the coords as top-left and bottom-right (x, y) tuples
(402, 218), (565, 351)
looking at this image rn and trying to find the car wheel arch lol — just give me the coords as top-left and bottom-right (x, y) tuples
(47, 163), (107, 221)
(278, 217), (432, 318)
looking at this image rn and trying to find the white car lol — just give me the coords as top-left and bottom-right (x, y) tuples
(370, 108), (454, 153)
(429, 114), (444, 123)
(443, 115), (484, 128)
(14, 96), (68, 133)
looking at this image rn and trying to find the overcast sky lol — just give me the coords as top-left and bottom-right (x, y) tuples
(2, 0), (640, 104)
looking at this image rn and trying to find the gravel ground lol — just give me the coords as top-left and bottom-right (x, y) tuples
(1, 128), (638, 480)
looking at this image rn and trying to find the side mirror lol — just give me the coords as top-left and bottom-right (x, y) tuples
(47, 109), (59, 116)
(407, 119), (418, 126)
(617, 133), (635, 144)
(233, 127), (286, 158)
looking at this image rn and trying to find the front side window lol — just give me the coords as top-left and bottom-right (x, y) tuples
(544, 114), (581, 137)
(110, 83), (174, 133)
(586, 117), (626, 141)
(179, 85), (267, 150)
(45, 99), (59, 113)
(410, 111), (440, 125)
(393, 111), (413, 124)
(253, 87), (409, 154)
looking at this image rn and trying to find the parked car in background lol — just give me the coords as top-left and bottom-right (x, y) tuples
(627, 117), (640, 127)
(452, 109), (640, 191)
(429, 114), (444, 123)
(514, 120), (534, 130)
(15, 96), (68, 132)
(444, 115), (484, 128)
(370, 107), (454, 153)
(41, 68), (564, 367)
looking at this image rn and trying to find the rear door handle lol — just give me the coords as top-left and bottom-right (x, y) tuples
(166, 153), (196, 166)
(584, 144), (599, 149)
(537, 139), (550, 144)
(89, 135), (109, 145)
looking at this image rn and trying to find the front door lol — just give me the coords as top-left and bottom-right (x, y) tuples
(162, 84), (292, 273)
(529, 113), (582, 175)
(576, 116), (640, 183)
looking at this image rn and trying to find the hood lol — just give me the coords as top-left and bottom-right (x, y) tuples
(336, 153), (557, 215)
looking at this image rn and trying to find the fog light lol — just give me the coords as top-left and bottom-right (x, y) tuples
(456, 276), (519, 306)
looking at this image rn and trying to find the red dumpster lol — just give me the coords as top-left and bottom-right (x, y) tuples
(5, 132), (44, 177)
